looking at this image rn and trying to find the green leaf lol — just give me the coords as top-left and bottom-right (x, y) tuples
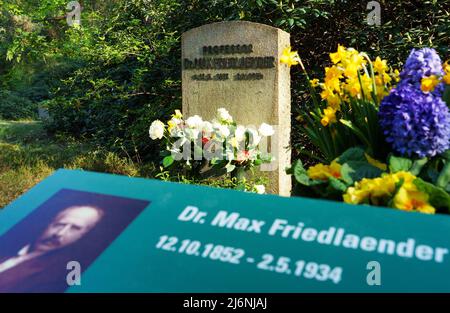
(328, 176), (348, 192)
(162, 155), (174, 168)
(339, 163), (354, 185)
(436, 162), (450, 190)
(414, 178), (450, 211)
(410, 158), (428, 175)
(343, 161), (383, 183)
(225, 163), (236, 173)
(336, 147), (366, 163)
(291, 160), (322, 187)
(339, 119), (371, 149)
(389, 155), (413, 173)
(292, 159), (310, 186)
(443, 85), (450, 107)
(441, 149), (450, 160)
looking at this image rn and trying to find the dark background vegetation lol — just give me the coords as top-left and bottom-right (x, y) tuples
(1, 0), (449, 166)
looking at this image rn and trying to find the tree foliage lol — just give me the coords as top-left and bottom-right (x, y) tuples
(0, 0), (448, 162)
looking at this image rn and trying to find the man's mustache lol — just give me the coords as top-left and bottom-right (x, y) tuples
(40, 235), (62, 246)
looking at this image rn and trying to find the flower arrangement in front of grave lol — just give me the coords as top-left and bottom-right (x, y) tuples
(149, 107), (273, 194)
(282, 45), (450, 214)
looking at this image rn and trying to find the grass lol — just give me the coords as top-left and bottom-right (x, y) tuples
(0, 120), (265, 208)
(0, 120), (154, 208)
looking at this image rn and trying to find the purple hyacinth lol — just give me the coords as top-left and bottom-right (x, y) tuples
(379, 83), (450, 158)
(401, 48), (444, 82)
(400, 48), (445, 97)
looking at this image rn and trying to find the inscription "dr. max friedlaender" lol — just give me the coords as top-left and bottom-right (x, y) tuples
(183, 43), (275, 81)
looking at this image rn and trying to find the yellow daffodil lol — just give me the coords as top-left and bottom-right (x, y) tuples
(421, 75), (440, 93)
(307, 45), (397, 113)
(280, 46), (301, 67)
(330, 44), (347, 64)
(342, 54), (366, 78)
(392, 69), (400, 83)
(324, 66), (343, 91)
(307, 160), (342, 181)
(443, 60), (450, 85)
(167, 119), (177, 132)
(320, 106), (337, 127)
(320, 87), (341, 109)
(172, 109), (182, 119)
(310, 78), (320, 87)
(373, 56), (388, 73)
(361, 73), (374, 95)
(345, 76), (362, 97)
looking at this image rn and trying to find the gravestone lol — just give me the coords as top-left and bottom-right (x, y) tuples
(181, 21), (291, 196)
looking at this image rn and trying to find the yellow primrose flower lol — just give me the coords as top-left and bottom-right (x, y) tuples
(310, 78), (320, 87)
(321, 106), (337, 127)
(343, 171), (434, 214)
(343, 185), (370, 204)
(391, 171), (417, 191)
(421, 75), (440, 93)
(373, 56), (388, 73)
(364, 153), (387, 171)
(393, 186), (435, 214)
(280, 46), (301, 67)
(343, 175), (395, 205)
(307, 160), (342, 181)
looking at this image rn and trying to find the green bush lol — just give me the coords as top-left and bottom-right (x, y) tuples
(1, 0), (449, 165)
(0, 90), (37, 120)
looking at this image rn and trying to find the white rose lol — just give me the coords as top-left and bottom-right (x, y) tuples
(149, 120), (165, 140)
(235, 125), (246, 142)
(226, 151), (235, 161)
(259, 123), (275, 137)
(185, 115), (203, 129)
(184, 128), (200, 141)
(201, 121), (213, 134)
(218, 124), (230, 138)
(213, 123), (230, 139)
(246, 128), (261, 146)
(217, 108), (233, 123)
(254, 185), (266, 194)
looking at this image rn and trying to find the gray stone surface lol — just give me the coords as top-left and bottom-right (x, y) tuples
(182, 21), (291, 196)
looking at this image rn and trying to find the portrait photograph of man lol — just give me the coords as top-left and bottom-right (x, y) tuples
(0, 189), (150, 293)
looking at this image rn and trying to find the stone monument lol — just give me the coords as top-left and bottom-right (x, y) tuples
(182, 21), (291, 196)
